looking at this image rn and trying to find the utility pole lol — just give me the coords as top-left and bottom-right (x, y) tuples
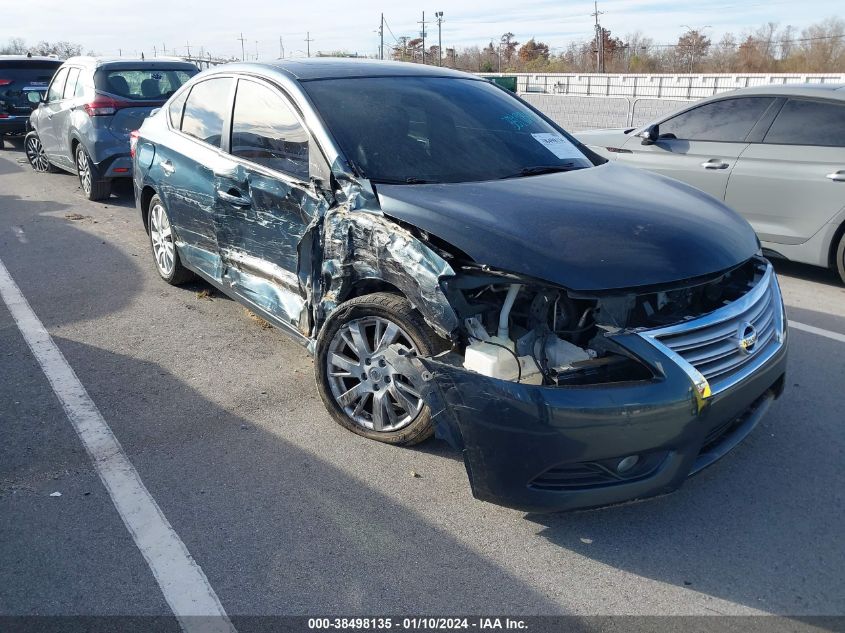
(379, 13), (384, 60)
(305, 32), (313, 57)
(255, 40), (259, 60)
(279, 36), (285, 59)
(435, 12), (444, 66)
(186, 42), (191, 58)
(418, 11), (427, 64)
(237, 33), (247, 61)
(591, 1), (605, 73)
(153, 45), (157, 57)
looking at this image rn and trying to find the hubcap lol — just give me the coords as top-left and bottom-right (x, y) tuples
(149, 204), (175, 276)
(76, 148), (91, 194)
(26, 136), (50, 172)
(326, 316), (424, 432)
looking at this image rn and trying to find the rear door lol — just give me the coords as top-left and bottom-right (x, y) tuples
(214, 77), (320, 331)
(37, 66), (69, 161)
(725, 98), (845, 245)
(619, 97), (776, 200)
(48, 66), (81, 163)
(156, 76), (236, 280)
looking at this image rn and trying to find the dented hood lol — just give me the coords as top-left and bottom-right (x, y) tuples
(375, 163), (759, 292)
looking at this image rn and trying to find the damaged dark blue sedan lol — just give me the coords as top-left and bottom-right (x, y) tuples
(133, 59), (787, 512)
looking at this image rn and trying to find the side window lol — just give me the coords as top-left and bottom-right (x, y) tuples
(660, 98), (775, 142)
(230, 79), (309, 179)
(47, 67), (69, 102)
(180, 77), (234, 147)
(168, 89), (189, 129)
(74, 73), (92, 99)
(764, 99), (845, 147)
(63, 68), (80, 100)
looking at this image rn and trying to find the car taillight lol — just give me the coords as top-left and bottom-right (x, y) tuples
(84, 96), (128, 116)
(130, 130), (140, 158)
(0, 79), (13, 86)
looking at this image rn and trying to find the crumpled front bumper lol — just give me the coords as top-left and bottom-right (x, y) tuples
(386, 328), (787, 513)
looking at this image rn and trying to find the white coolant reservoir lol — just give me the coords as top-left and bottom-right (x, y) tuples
(463, 336), (543, 384)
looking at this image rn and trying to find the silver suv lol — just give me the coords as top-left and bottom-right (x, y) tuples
(25, 57), (196, 200)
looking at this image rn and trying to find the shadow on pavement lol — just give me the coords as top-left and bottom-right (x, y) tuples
(771, 258), (841, 288)
(44, 336), (566, 617)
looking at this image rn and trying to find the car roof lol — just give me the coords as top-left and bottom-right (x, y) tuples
(0, 55), (63, 64)
(216, 57), (475, 82)
(718, 83), (845, 100)
(61, 56), (198, 71)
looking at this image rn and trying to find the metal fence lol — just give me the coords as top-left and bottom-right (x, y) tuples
(483, 72), (845, 100)
(522, 93), (695, 131)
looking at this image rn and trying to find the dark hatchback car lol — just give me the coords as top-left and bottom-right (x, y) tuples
(0, 55), (62, 149)
(133, 59), (787, 512)
(26, 57), (197, 199)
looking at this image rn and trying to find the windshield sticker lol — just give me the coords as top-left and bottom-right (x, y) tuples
(151, 73), (163, 80)
(501, 111), (534, 130)
(531, 133), (583, 159)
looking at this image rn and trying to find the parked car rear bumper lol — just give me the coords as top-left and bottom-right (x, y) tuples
(0, 114), (31, 135)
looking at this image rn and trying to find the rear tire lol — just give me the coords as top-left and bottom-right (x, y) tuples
(147, 195), (194, 285)
(24, 132), (57, 172)
(75, 144), (111, 201)
(836, 231), (845, 285)
(315, 292), (448, 446)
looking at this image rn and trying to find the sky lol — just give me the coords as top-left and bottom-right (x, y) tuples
(3, 0), (841, 60)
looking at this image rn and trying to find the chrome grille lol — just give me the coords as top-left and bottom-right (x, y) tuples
(640, 261), (785, 395)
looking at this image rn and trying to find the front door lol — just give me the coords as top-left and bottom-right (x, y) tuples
(214, 77), (320, 333)
(620, 96), (777, 201)
(37, 66), (69, 164)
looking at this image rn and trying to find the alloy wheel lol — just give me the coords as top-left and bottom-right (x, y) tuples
(76, 147), (92, 195)
(326, 316), (424, 432)
(25, 136), (51, 172)
(149, 203), (175, 277)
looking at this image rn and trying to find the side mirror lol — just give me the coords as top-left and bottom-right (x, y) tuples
(27, 92), (43, 105)
(638, 124), (659, 145)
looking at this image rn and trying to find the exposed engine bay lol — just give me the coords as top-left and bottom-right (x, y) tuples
(439, 257), (765, 386)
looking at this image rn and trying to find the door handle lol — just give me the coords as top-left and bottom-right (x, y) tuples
(701, 159), (729, 170)
(826, 170), (845, 182)
(160, 160), (175, 175)
(216, 188), (251, 208)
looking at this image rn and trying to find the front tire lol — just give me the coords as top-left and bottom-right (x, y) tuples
(75, 144), (111, 201)
(24, 132), (57, 172)
(147, 195), (193, 285)
(315, 292), (447, 446)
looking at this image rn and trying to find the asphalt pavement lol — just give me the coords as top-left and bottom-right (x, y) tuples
(1, 137), (843, 626)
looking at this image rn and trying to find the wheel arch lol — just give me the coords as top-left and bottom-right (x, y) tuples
(139, 185), (158, 234)
(828, 217), (845, 270)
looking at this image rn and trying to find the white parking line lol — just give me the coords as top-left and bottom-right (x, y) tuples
(0, 256), (235, 633)
(790, 320), (845, 344)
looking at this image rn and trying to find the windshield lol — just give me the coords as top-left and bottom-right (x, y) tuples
(303, 76), (593, 183)
(94, 68), (197, 101)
